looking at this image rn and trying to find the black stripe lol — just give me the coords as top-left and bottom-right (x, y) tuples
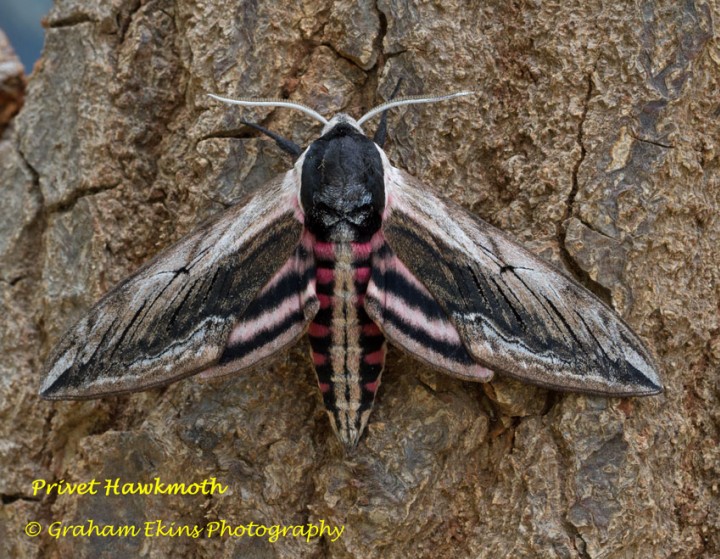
(375, 242), (392, 258)
(301, 260), (315, 285)
(166, 278), (202, 332)
(393, 216), (503, 268)
(201, 267), (223, 306)
(359, 362), (383, 382)
(358, 364), (383, 409)
(312, 307), (333, 327)
(370, 261), (385, 290)
(86, 315), (120, 370)
(315, 281), (335, 295)
(383, 307), (476, 365)
(359, 333), (385, 353)
(487, 270), (555, 342)
(542, 294), (584, 356)
(308, 333), (332, 354)
(109, 300), (148, 359)
(384, 269), (447, 321)
(314, 254), (336, 266)
(217, 221), (301, 315)
(135, 270), (187, 333)
(356, 307), (373, 322)
(489, 276), (526, 331)
(321, 390), (338, 412)
(462, 264), (494, 314)
(219, 309), (304, 363)
(574, 310), (611, 366)
(241, 270), (302, 321)
(313, 363), (334, 385)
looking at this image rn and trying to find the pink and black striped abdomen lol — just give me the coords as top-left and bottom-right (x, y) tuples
(308, 240), (386, 447)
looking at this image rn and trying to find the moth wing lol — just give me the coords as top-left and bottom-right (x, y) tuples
(41, 172), (316, 399)
(200, 230), (318, 380)
(365, 242), (494, 382)
(381, 168), (662, 396)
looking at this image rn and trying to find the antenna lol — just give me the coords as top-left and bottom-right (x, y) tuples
(207, 94), (329, 125)
(357, 91), (476, 126)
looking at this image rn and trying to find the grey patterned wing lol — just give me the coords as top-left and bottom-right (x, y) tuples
(383, 168), (662, 396)
(41, 172), (306, 399)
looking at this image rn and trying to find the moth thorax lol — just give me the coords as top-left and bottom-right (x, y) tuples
(301, 123), (385, 243)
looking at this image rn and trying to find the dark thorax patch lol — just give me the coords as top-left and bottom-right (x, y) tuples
(300, 123), (385, 242)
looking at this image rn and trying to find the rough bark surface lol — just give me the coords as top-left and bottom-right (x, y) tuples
(1, 1), (718, 558)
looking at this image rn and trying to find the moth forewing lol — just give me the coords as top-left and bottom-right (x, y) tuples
(40, 172), (307, 400)
(381, 165), (662, 397)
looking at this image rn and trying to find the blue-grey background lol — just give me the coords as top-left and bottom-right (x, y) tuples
(0, 0), (53, 72)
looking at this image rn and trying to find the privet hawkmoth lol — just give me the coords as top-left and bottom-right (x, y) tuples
(40, 90), (662, 448)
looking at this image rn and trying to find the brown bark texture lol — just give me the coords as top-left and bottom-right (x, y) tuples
(1, 1), (718, 557)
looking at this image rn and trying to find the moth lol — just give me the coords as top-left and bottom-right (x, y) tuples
(40, 89), (662, 448)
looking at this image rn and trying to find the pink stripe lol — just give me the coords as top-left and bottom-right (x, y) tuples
(257, 254), (296, 293)
(354, 267), (371, 284)
(316, 267), (334, 284)
(313, 242), (334, 259)
(308, 322), (329, 337)
(318, 382), (330, 393)
(351, 242), (372, 259)
(390, 255), (429, 292)
(384, 290), (461, 343)
(312, 352), (327, 365)
(364, 349), (385, 365)
(202, 324), (301, 379)
(301, 230), (316, 249)
(364, 380), (380, 393)
(229, 295), (299, 345)
(362, 323), (382, 336)
(318, 294), (332, 309)
(371, 231), (386, 250)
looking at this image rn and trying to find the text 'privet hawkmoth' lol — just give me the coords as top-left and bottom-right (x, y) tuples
(40, 89), (662, 448)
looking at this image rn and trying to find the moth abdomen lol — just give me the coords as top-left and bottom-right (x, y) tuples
(308, 240), (386, 447)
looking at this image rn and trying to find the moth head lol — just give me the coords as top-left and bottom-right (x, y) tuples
(299, 117), (385, 241)
(208, 90), (475, 241)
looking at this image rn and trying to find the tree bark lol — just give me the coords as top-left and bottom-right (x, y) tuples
(1, 1), (718, 557)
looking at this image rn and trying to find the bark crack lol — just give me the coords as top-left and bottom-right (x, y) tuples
(0, 275), (27, 286)
(558, 71), (612, 304)
(16, 145), (42, 201)
(45, 14), (94, 28)
(549, 420), (593, 559)
(1, 493), (42, 504)
(46, 183), (121, 215)
(373, 0), (388, 69)
(577, 217), (615, 240)
(564, 72), (592, 233)
(118, 0), (143, 46)
(628, 130), (674, 149)
(315, 41), (367, 73)
(565, 520), (592, 559)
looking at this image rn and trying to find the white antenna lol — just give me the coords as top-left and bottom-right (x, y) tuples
(208, 90), (475, 128)
(207, 93), (329, 125)
(357, 91), (476, 126)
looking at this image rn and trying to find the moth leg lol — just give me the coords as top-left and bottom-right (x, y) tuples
(373, 79), (404, 147)
(240, 120), (302, 157)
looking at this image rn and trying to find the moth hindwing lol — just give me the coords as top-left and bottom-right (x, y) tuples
(41, 91), (662, 448)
